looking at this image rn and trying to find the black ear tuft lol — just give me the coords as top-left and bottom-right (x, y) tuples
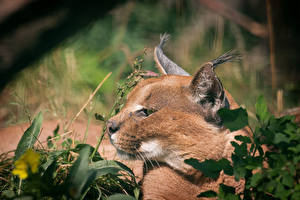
(158, 33), (170, 49)
(210, 50), (241, 68)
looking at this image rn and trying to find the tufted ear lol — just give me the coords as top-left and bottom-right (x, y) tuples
(189, 50), (240, 125)
(154, 33), (190, 76)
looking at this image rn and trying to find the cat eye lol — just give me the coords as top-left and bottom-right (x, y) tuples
(135, 108), (156, 117)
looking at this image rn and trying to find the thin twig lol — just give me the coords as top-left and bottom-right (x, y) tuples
(0, 176), (9, 182)
(266, 0), (277, 90)
(198, 0), (268, 38)
(41, 130), (73, 143)
(83, 111), (92, 143)
(276, 89), (283, 114)
(65, 72), (112, 130)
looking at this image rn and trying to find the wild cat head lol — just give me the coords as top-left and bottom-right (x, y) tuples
(106, 34), (240, 172)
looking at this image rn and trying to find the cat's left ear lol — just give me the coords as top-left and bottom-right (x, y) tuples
(154, 33), (190, 76)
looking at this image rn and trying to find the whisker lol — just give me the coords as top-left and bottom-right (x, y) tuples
(137, 146), (158, 169)
(134, 147), (149, 172)
(153, 158), (161, 168)
(143, 152), (155, 169)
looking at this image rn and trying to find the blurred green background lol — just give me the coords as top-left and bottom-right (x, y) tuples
(0, 0), (298, 126)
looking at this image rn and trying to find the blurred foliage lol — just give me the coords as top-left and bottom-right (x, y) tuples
(0, 0), (298, 127)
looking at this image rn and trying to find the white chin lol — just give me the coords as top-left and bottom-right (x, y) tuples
(139, 140), (164, 159)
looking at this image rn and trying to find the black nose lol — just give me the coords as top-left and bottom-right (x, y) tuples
(106, 120), (119, 135)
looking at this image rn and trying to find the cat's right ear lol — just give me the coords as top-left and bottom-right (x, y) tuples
(189, 51), (239, 125)
(154, 33), (190, 76)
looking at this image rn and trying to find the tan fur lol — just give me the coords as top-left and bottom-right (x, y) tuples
(108, 75), (251, 200)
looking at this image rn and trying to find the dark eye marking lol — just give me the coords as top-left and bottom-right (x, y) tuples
(145, 93), (152, 101)
(135, 108), (156, 117)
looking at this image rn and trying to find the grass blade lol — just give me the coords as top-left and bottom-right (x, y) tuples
(14, 112), (43, 161)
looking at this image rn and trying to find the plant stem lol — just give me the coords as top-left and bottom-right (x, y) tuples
(90, 98), (120, 160)
(80, 186), (91, 200)
(65, 72), (112, 130)
(17, 179), (22, 195)
(90, 127), (106, 160)
(83, 112), (92, 143)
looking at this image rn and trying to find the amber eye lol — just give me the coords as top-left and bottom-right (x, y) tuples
(135, 108), (156, 117)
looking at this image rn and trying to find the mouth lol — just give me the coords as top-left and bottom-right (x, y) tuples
(116, 148), (137, 160)
(109, 135), (165, 162)
(108, 135), (138, 160)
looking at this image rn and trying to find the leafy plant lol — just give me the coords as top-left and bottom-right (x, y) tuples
(185, 95), (300, 200)
(1, 67), (143, 199)
(95, 55), (146, 120)
(92, 55), (146, 160)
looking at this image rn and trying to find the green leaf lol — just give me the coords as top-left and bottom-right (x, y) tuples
(219, 184), (236, 194)
(184, 158), (222, 179)
(275, 183), (289, 199)
(75, 143), (94, 155)
(62, 138), (73, 149)
(218, 108), (248, 131)
(95, 113), (105, 121)
(293, 156), (300, 164)
(232, 166), (246, 180)
(41, 150), (65, 171)
(107, 194), (136, 200)
(282, 173), (294, 188)
(292, 191), (300, 200)
(218, 158), (233, 176)
(255, 95), (270, 124)
(14, 112), (43, 161)
(218, 184), (240, 200)
(274, 133), (289, 144)
(288, 144), (300, 153)
(235, 135), (252, 143)
(75, 143), (102, 161)
(245, 156), (263, 170)
(185, 158), (233, 178)
(197, 191), (217, 198)
(223, 193), (240, 200)
(42, 159), (58, 185)
(47, 136), (54, 148)
(250, 173), (262, 187)
(264, 180), (277, 193)
(90, 160), (135, 178)
(53, 125), (59, 137)
(134, 187), (140, 200)
(288, 164), (296, 175)
(65, 146), (97, 199)
(231, 141), (248, 157)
